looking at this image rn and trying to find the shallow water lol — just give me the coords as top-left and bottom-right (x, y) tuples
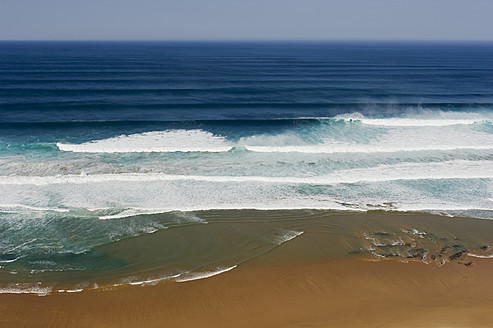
(1, 41), (492, 293)
(1, 210), (493, 295)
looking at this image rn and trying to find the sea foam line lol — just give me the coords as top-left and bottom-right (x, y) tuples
(98, 208), (208, 221)
(0, 204), (69, 213)
(0, 286), (52, 296)
(274, 230), (304, 245)
(467, 253), (493, 259)
(0, 257), (22, 264)
(2, 160), (492, 186)
(125, 274), (181, 287)
(244, 144), (493, 154)
(57, 142), (493, 154)
(175, 266), (237, 282)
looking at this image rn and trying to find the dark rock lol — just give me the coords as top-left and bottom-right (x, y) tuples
(480, 245), (490, 250)
(373, 232), (392, 237)
(448, 250), (466, 261)
(440, 246), (451, 254)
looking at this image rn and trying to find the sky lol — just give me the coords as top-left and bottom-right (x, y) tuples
(1, 0), (493, 41)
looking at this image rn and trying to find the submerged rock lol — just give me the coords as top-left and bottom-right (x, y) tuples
(448, 250), (466, 261)
(440, 246), (451, 254)
(373, 232), (392, 237)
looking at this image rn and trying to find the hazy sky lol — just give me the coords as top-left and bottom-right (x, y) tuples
(1, 0), (492, 41)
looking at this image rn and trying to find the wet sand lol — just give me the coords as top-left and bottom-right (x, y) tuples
(2, 229), (493, 328)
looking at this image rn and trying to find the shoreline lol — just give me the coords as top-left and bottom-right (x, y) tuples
(2, 232), (493, 327)
(2, 210), (493, 295)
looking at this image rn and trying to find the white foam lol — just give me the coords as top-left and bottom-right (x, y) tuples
(126, 274), (181, 287)
(2, 160), (492, 186)
(55, 115), (493, 156)
(467, 253), (493, 259)
(0, 257), (21, 263)
(0, 286), (52, 296)
(172, 211), (207, 224)
(57, 130), (232, 153)
(57, 288), (84, 293)
(336, 117), (489, 127)
(118, 268), (234, 287)
(334, 111), (493, 127)
(274, 230), (304, 245)
(241, 121), (493, 154)
(7, 239), (38, 252)
(402, 229), (426, 236)
(244, 143), (493, 154)
(244, 112), (493, 154)
(0, 204), (69, 213)
(98, 208), (208, 221)
(99, 205), (359, 218)
(364, 118), (487, 127)
(394, 204), (493, 213)
(1, 160), (490, 218)
(175, 265), (237, 282)
(99, 208), (171, 220)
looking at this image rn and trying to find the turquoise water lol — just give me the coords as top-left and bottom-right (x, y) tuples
(0, 42), (492, 293)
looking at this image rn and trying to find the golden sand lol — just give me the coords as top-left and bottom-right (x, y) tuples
(1, 237), (493, 327)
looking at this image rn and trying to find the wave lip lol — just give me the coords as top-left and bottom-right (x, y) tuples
(57, 129), (232, 153)
(357, 118), (488, 127)
(53, 115), (493, 155)
(332, 116), (491, 127)
(333, 111), (493, 127)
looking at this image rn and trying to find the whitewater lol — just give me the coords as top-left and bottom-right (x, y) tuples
(1, 112), (492, 219)
(1, 41), (493, 294)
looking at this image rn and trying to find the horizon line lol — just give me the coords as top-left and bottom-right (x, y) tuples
(1, 39), (493, 43)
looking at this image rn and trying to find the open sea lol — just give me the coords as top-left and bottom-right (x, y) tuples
(1, 41), (493, 294)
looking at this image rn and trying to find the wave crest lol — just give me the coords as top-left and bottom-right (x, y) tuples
(57, 130), (232, 153)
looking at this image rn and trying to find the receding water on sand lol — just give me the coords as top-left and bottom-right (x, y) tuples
(1, 210), (493, 295)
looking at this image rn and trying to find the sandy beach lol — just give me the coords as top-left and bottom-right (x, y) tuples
(2, 224), (493, 328)
(2, 39), (493, 328)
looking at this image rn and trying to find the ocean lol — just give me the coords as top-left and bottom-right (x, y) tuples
(0, 41), (492, 294)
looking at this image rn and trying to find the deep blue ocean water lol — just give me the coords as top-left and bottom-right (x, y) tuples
(0, 41), (493, 293)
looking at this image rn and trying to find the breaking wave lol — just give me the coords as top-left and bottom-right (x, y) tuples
(54, 114), (492, 154)
(57, 130), (232, 153)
